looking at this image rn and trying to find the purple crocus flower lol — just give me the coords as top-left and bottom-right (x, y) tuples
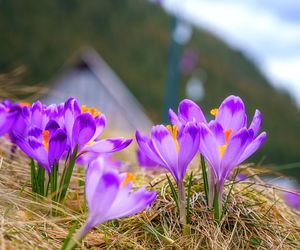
(168, 99), (207, 130)
(67, 158), (156, 247)
(136, 122), (200, 224)
(283, 190), (300, 210)
(63, 97), (132, 161)
(199, 95), (266, 215)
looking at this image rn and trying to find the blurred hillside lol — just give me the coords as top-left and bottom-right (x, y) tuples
(0, 0), (299, 175)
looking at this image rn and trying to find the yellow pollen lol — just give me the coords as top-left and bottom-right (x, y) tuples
(166, 124), (179, 152)
(218, 144), (227, 158)
(210, 108), (218, 116)
(224, 129), (232, 144)
(121, 172), (135, 187)
(19, 102), (30, 107)
(81, 105), (101, 118)
(42, 130), (49, 150)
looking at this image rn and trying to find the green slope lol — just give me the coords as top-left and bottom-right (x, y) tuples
(0, 0), (299, 175)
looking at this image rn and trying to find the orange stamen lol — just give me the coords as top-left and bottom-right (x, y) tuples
(218, 144), (227, 158)
(81, 105), (101, 118)
(166, 124), (179, 152)
(19, 102), (30, 107)
(42, 130), (49, 150)
(210, 108), (218, 116)
(121, 172), (135, 187)
(224, 129), (232, 144)
(5, 107), (10, 112)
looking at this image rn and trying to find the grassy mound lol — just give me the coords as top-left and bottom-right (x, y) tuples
(0, 139), (299, 249)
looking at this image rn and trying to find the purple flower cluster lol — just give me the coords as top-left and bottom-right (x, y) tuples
(12, 97), (132, 174)
(0, 97), (156, 243)
(136, 95), (266, 221)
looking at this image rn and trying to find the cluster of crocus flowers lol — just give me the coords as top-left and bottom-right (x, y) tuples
(137, 95), (266, 222)
(65, 157), (156, 250)
(9, 97), (132, 200)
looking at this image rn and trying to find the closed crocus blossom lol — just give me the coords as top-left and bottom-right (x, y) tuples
(63, 97), (132, 162)
(199, 95), (266, 218)
(66, 158), (156, 249)
(168, 99), (206, 130)
(136, 122), (200, 224)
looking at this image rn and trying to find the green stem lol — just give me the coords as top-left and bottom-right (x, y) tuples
(58, 145), (78, 202)
(213, 184), (220, 222)
(50, 161), (58, 201)
(62, 224), (87, 250)
(30, 159), (37, 193)
(37, 165), (45, 196)
(177, 179), (186, 226)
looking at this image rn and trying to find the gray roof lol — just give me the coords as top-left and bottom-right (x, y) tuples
(42, 48), (153, 131)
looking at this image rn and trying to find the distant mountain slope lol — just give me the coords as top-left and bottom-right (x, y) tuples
(0, 0), (299, 173)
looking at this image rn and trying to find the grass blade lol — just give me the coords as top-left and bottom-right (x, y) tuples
(166, 174), (179, 212)
(221, 169), (240, 219)
(201, 154), (209, 206)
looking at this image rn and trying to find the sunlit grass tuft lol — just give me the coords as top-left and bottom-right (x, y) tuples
(0, 138), (299, 249)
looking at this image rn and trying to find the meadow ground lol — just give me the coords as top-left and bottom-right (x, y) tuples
(0, 138), (299, 250)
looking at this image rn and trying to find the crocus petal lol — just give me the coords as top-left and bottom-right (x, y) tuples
(238, 132), (267, 164)
(48, 128), (67, 167)
(64, 97), (81, 142)
(90, 114), (106, 142)
(177, 123), (200, 180)
(84, 138), (132, 153)
(72, 113), (96, 149)
(151, 125), (178, 177)
(136, 148), (158, 168)
(249, 110), (262, 137)
(199, 124), (221, 179)
(168, 108), (182, 128)
(45, 120), (60, 134)
(136, 130), (165, 166)
(28, 137), (50, 172)
(15, 136), (36, 160)
(216, 95), (247, 133)
(106, 188), (156, 221)
(31, 101), (44, 128)
(208, 120), (225, 145)
(178, 99), (207, 124)
(0, 111), (16, 136)
(221, 128), (250, 180)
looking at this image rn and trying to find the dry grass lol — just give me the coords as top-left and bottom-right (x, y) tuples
(0, 138), (299, 250)
(0, 66), (48, 101)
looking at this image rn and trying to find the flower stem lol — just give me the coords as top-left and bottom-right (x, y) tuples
(177, 179), (186, 226)
(63, 224), (87, 250)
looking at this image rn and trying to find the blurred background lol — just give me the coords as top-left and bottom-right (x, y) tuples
(0, 0), (299, 182)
